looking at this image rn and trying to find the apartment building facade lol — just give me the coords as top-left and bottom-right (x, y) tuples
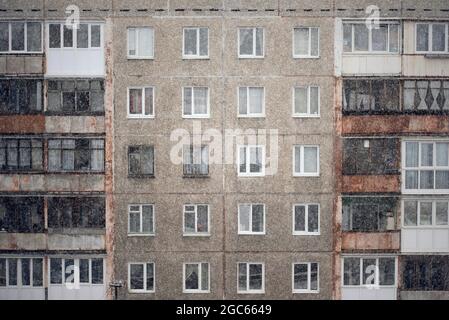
(0, 0), (448, 300)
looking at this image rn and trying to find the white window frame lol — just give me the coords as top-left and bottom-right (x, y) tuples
(415, 22), (449, 53)
(292, 27), (320, 58)
(237, 145), (266, 177)
(127, 262), (155, 293)
(0, 21), (43, 53)
(47, 22), (102, 50)
(238, 27), (264, 58)
(238, 203), (266, 235)
(127, 87), (155, 119)
(292, 262), (320, 293)
(48, 257), (105, 286)
(237, 86), (265, 118)
(402, 199), (449, 228)
(127, 204), (155, 236)
(292, 203), (320, 235)
(182, 262), (210, 293)
(183, 204), (210, 236)
(292, 86), (320, 117)
(343, 21), (401, 54)
(402, 139), (449, 194)
(0, 257), (44, 288)
(237, 262), (265, 294)
(127, 27), (154, 59)
(341, 256), (397, 288)
(293, 145), (320, 177)
(182, 86), (210, 118)
(182, 27), (209, 59)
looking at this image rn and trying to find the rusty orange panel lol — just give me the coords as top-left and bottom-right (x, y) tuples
(0, 115), (45, 133)
(341, 232), (400, 251)
(342, 175), (400, 193)
(342, 115), (449, 135)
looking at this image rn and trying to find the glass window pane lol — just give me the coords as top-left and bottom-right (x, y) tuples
(80, 259), (89, 283)
(379, 258), (395, 286)
(130, 264), (144, 290)
(294, 146), (301, 173)
(436, 143), (449, 166)
(77, 24), (88, 48)
(183, 87), (192, 115)
(255, 28), (263, 56)
(436, 202), (449, 225)
(21, 258), (30, 286)
(252, 204), (264, 232)
(420, 170), (434, 189)
(249, 146), (262, 173)
(0, 23), (9, 51)
(308, 205), (319, 233)
(249, 264), (262, 290)
(197, 205), (208, 233)
(303, 147), (318, 173)
(32, 259), (43, 287)
(144, 88), (153, 116)
(239, 205), (251, 232)
(404, 201), (418, 226)
(142, 205), (153, 233)
(432, 24), (446, 52)
(184, 29), (197, 55)
(294, 205), (306, 232)
(436, 171), (449, 189)
(389, 24), (399, 52)
(194, 87), (208, 115)
(63, 25), (73, 47)
(248, 88), (263, 114)
(239, 28), (253, 55)
(129, 88), (142, 115)
(199, 28), (208, 56)
(420, 202), (433, 225)
(239, 146), (246, 173)
(310, 263), (318, 290)
(91, 25), (101, 47)
(27, 22), (42, 52)
(64, 259), (74, 283)
(11, 22), (25, 51)
(310, 28), (319, 56)
(343, 258), (360, 285)
(362, 258), (377, 285)
(0, 259), (5, 286)
(184, 209), (196, 233)
(49, 24), (61, 48)
(129, 210), (140, 233)
(239, 87), (247, 115)
(128, 29), (136, 55)
(310, 87), (319, 115)
(138, 28), (153, 57)
(294, 264), (308, 290)
(8, 259), (17, 286)
(91, 259), (103, 284)
(421, 143), (433, 166)
(295, 87), (308, 114)
(50, 258), (62, 284)
(405, 170), (419, 189)
(201, 263), (209, 291)
(146, 263), (154, 291)
(185, 264), (199, 290)
(406, 142), (419, 167)
(343, 24), (352, 52)
(416, 24), (429, 51)
(354, 24), (369, 51)
(295, 28), (309, 56)
(238, 263), (247, 291)
(372, 24), (388, 51)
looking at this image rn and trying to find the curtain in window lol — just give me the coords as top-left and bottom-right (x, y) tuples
(194, 88), (208, 114)
(138, 28), (153, 57)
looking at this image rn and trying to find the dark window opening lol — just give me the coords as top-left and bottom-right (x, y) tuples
(128, 145), (154, 176)
(0, 138), (43, 172)
(48, 197), (105, 229)
(0, 197), (44, 233)
(47, 79), (104, 115)
(403, 256), (449, 291)
(343, 138), (399, 175)
(0, 79), (43, 114)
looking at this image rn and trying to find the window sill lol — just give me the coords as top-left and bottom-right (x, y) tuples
(45, 112), (105, 116)
(0, 170), (45, 174)
(128, 174), (155, 179)
(237, 290), (265, 294)
(237, 115), (266, 118)
(182, 115), (210, 119)
(293, 232), (320, 236)
(182, 56), (210, 60)
(183, 233), (211, 237)
(238, 56), (265, 59)
(293, 56), (320, 59)
(238, 232), (266, 236)
(424, 53), (449, 59)
(127, 115), (155, 119)
(127, 233), (155, 237)
(182, 174), (210, 179)
(293, 173), (320, 177)
(342, 52), (400, 56)
(127, 57), (154, 60)
(128, 290), (155, 294)
(292, 114), (320, 118)
(292, 290), (319, 294)
(183, 290), (211, 294)
(238, 174), (266, 177)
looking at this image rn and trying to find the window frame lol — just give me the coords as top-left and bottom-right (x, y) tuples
(237, 86), (265, 118)
(0, 21), (43, 54)
(292, 27), (320, 59)
(292, 203), (321, 236)
(0, 257), (44, 288)
(237, 145), (266, 177)
(47, 22), (102, 50)
(183, 204), (210, 236)
(0, 138), (43, 172)
(127, 27), (154, 59)
(237, 203), (266, 235)
(237, 262), (265, 294)
(182, 27), (209, 59)
(402, 140), (449, 194)
(415, 22), (449, 54)
(341, 256), (397, 288)
(127, 86), (155, 119)
(127, 145), (155, 177)
(292, 262), (320, 293)
(128, 204), (155, 236)
(402, 199), (449, 228)
(182, 144), (209, 177)
(343, 21), (401, 54)
(292, 145), (320, 177)
(182, 262), (210, 293)
(292, 86), (320, 117)
(238, 27), (265, 59)
(182, 86), (210, 118)
(127, 262), (155, 293)
(48, 257), (104, 286)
